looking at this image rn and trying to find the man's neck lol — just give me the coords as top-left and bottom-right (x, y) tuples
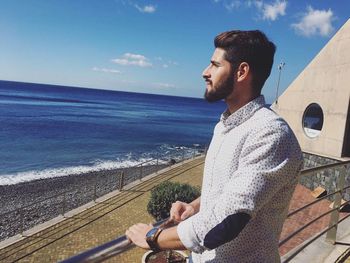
(225, 94), (260, 115)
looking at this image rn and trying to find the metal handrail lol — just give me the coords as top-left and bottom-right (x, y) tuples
(280, 199), (350, 246)
(60, 219), (169, 263)
(282, 212), (350, 263)
(301, 160), (350, 176)
(287, 184), (350, 217)
(279, 161), (349, 261)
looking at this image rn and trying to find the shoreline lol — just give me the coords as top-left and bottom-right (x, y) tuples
(0, 163), (168, 241)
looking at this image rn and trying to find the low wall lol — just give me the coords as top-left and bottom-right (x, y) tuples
(300, 152), (350, 201)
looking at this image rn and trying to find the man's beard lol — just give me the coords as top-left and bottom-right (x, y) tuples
(204, 73), (235, 102)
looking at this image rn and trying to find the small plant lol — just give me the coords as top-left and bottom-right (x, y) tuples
(147, 181), (200, 221)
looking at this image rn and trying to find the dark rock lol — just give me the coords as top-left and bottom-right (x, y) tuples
(168, 159), (176, 165)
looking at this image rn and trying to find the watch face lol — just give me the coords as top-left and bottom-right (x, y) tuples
(146, 227), (159, 238)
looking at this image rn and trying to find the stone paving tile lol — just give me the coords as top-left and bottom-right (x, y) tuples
(0, 237), (38, 262)
(1, 236), (55, 263)
(67, 195), (140, 222)
(34, 218), (88, 239)
(0, 217), (90, 263)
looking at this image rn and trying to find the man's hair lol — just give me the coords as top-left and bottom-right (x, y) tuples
(214, 30), (276, 93)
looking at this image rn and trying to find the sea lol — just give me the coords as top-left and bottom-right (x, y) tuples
(0, 80), (225, 185)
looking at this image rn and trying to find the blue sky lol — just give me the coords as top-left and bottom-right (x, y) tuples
(0, 0), (349, 102)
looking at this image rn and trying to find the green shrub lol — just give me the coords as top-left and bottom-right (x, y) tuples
(147, 181), (201, 221)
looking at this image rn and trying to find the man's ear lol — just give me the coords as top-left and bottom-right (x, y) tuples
(236, 62), (250, 82)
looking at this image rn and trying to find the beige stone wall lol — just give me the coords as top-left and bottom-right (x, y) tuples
(272, 19), (350, 158)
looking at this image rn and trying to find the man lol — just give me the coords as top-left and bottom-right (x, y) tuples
(126, 30), (303, 262)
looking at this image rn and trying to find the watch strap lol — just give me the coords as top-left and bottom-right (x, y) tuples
(146, 227), (163, 251)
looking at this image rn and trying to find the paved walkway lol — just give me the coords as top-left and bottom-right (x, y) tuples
(0, 156), (349, 262)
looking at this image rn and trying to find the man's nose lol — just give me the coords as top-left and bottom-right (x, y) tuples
(202, 65), (211, 79)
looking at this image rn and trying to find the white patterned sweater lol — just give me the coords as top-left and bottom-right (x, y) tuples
(177, 95), (303, 263)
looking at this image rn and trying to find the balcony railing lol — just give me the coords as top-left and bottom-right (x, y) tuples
(60, 159), (350, 263)
(280, 160), (350, 262)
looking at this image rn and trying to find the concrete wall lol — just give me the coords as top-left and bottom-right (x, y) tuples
(272, 19), (350, 158)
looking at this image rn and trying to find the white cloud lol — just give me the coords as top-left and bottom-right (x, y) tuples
(224, 1), (241, 11)
(153, 82), (175, 88)
(92, 67), (121, 74)
(154, 58), (178, 68)
(115, 1), (156, 13)
(135, 4), (156, 13)
(291, 6), (334, 37)
(111, 53), (152, 67)
(168, 60), (179, 66)
(257, 0), (287, 21)
(124, 53), (146, 60)
(216, 0), (286, 21)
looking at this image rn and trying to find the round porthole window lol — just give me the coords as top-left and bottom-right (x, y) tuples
(302, 103), (324, 138)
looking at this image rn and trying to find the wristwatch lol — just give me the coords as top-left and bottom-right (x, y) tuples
(146, 227), (163, 251)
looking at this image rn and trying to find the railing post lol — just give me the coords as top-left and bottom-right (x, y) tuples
(117, 171), (119, 189)
(62, 192), (66, 217)
(326, 164), (346, 244)
(182, 148), (185, 165)
(93, 182), (97, 202)
(119, 171), (124, 190)
(139, 163), (143, 180)
(192, 148), (195, 159)
(19, 208), (24, 236)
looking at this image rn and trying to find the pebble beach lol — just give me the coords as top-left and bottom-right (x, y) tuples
(0, 163), (168, 241)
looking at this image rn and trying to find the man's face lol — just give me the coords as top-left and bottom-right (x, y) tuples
(203, 48), (235, 102)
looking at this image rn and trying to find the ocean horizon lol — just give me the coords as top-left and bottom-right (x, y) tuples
(0, 80), (225, 185)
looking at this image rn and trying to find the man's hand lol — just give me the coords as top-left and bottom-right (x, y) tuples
(170, 201), (196, 223)
(125, 223), (153, 249)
